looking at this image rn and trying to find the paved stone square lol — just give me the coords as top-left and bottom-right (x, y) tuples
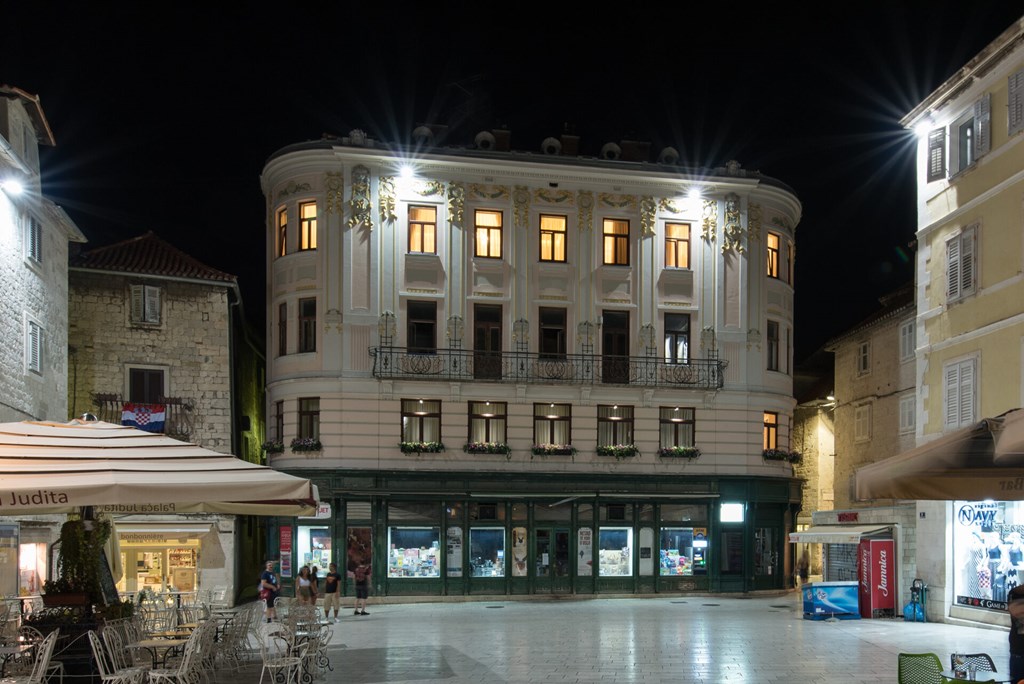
(291, 595), (1010, 683)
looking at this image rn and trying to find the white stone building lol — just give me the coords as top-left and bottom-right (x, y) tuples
(262, 130), (802, 597)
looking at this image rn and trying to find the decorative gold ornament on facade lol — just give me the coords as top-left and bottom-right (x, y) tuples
(278, 180), (311, 199)
(513, 186), (531, 228)
(577, 191), (594, 231)
(469, 184), (510, 200)
(447, 182), (465, 227)
(721, 193), (745, 254)
(325, 172), (344, 214)
(347, 165), (372, 229)
(413, 181), (445, 197)
(533, 188), (574, 205)
(773, 215), (793, 233)
(640, 196), (657, 236)
(598, 193), (637, 210)
(379, 176), (397, 224)
(659, 198), (684, 215)
(701, 199), (717, 243)
(747, 202), (762, 242)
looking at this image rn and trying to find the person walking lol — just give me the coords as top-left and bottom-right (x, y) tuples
(260, 560), (280, 623)
(797, 550), (810, 587)
(353, 562), (371, 616)
(297, 565), (313, 605)
(322, 563), (342, 622)
(310, 565), (320, 610)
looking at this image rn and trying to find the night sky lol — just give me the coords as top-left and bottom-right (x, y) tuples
(5, 4), (1022, 360)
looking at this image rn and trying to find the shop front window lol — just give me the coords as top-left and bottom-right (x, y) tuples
(298, 525), (332, 571)
(387, 527), (440, 578)
(347, 527), (372, 577)
(660, 528), (696, 576)
(470, 528), (505, 577)
(952, 500), (1024, 610)
(599, 527), (633, 576)
(19, 542), (46, 595)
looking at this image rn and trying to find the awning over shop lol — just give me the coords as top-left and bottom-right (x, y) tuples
(789, 525), (892, 544)
(855, 409), (1024, 501)
(115, 523), (214, 538)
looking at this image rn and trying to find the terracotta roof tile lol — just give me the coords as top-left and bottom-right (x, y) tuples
(70, 231), (236, 283)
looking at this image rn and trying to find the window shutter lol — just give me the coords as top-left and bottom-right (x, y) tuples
(27, 217), (41, 262)
(927, 128), (946, 182)
(974, 93), (991, 158)
(959, 359), (976, 426)
(946, 236), (961, 299)
(960, 228), (976, 297)
(27, 321), (41, 372)
(944, 363), (960, 428)
(1010, 69), (1024, 137)
(144, 286), (161, 323)
(130, 285), (144, 322)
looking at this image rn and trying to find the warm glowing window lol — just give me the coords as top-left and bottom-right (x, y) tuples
(603, 219), (629, 265)
(409, 205), (437, 254)
(660, 407), (695, 448)
(475, 210), (502, 258)
(534, 403), (571, 445)
(402, 399), (441, 442)
(299, 202), (317, 250)
(276, 207), (288, 257)
(766, 233), (780, 278)
(597, 405), (634, 446)
(763, 412), (778, 450)
(469, 401), (507, 443)
(665, 223), (690, 268)
(540, 214), (567, 262)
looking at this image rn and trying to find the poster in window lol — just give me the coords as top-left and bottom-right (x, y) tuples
(512, 527), (527, 577)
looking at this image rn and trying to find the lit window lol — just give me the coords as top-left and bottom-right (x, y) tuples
(665, 223), (690, 268)
(402, 398), (441, 442)
(899, 320), (915, 362)
(766, 233), (780, 278)
(854, 404), (871, 442)
(540, 214), (567, 262)
(26, 320), (42, 374)
(899, 395), (915, 434)
(856, 342), (870, 375)
(664, 314), (690, 364)
(129, 285), (161, 324)
(469, 401), (507, 443)
(298, 298), (316, 353)
(762, 412), (777, 450)
(659, 407), (695, 448)
(298, 397), (320, 440)
(767, 320), (780, 371)
(597, 405), (634, 446)
(947, 226), (977, 302)
(603, 219), (629, 265)
(299, 202), (317, 250)
(409, 205), (437, 254)
(534, 403), (571, 445)
(475, 210), (502, 258)
(276, 207), (288, 257)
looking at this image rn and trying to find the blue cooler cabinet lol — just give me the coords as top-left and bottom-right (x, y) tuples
(802, 581), (861, 620)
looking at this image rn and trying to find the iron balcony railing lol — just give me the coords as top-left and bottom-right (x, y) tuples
(91, 393), (195, 440)
(369, 347), (724, 389)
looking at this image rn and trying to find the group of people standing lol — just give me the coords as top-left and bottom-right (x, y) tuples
(259, 560), (371, 623)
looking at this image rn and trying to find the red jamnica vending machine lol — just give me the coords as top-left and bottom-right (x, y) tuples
(858, 538), (895, 618)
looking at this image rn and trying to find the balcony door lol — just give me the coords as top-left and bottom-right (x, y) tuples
(602, 310), (629, 384)
(474, 304), (502, 379)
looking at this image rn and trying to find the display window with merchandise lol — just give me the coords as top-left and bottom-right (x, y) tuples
(952, 500), (1024, 611)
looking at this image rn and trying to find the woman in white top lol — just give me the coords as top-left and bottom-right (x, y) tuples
(297, 565), (313, 604)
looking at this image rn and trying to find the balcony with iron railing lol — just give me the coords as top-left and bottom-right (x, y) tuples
(369, 348), (724, 389)
(91, 393), (195, 440)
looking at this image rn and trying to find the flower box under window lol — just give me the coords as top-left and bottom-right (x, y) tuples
(596, 444), (639, 459)
(658, 446), (700, 459)
(763, 448), (801, 464)
(400, 441), (445, 454)
(463, 442), (511, 455)
(531, 444), (576, 457)
(290, 438), (322, 453)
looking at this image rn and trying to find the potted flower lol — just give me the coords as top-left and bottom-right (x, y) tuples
(531, 444), (576, 457)
(464, 442), (512, 458)
(290, 437), (322, 453)
(596, 444), (640, 459)
(763, 448), (801, 463)
(261, 440), (284, 454)
(399, 441), (445, 453)
(658, 446), (701, 459)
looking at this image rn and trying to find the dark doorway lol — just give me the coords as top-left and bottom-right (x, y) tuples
(602, 310), (629, 384)
(474, 304), (502, 379)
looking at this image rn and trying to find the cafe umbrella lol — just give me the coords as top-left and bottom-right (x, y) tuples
(855, 408), (1024, 501)
(0, 419), (318, 516)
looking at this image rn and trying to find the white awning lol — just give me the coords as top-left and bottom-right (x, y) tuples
(116, 523), (214, 536)
(789, 525), (892, 544)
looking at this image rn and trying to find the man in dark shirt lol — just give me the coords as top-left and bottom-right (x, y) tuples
(1009, 584), (1024, 683)
(322, 562), (343, 622)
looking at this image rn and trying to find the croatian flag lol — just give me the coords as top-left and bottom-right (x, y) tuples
(121, 403), (166, 433)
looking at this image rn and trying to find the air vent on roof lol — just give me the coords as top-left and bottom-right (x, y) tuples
(601, 142), (621, 160)
(475, 131), (496, 150)
(541, 137), (561, 155)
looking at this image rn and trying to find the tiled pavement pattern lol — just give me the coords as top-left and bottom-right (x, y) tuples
(222, 595), (1011, 683)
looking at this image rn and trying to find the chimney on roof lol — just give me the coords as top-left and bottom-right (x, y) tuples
(492, 128), (511, 152)
(560, 134), (580, 156)
(619, 140), (651, 163)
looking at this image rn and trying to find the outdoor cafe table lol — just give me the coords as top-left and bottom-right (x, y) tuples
(130, 637), (189, 668)
(940, 670), (1011, 682)
(0, 644), (33, 677)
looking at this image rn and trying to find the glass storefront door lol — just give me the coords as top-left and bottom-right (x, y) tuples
(753, 526), (779, 590)
(534, 527), (570, 593)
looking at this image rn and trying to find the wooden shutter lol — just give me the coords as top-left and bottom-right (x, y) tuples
(130, 285), (144, 322)
(946, 235), (961, 300)
(927, 128), (946, 182)
(944, 363), (959, 428)
(144, 286), (161, 323)
(959, 227), (976, 297)
(958, 359), (975, 426)
(974, 93), (991, 158)
(27, 321), (41, 372)
(1010, 69), (1024, 137)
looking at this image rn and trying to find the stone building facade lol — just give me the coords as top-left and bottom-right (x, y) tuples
(262, 129), (803, 597)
